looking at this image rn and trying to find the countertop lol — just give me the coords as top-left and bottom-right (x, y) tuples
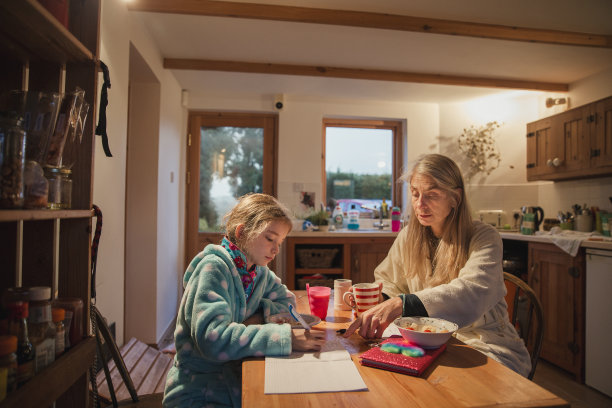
(289, 229), (398, 238)
(500, 231), (612, 251)
(289, 229), (612, 251)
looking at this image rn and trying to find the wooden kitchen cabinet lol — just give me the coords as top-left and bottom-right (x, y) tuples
(350, 240), (395, 284)
(284, 235), (395, 290)
(526, 95), (612, 181)
(0, 1), (99, 407)
(528, 242), (585, 381)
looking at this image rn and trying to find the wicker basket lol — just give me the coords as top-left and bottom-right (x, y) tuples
(296, 248), (339, 268)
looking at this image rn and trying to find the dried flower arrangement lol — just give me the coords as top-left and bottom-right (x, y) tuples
(458, 121), (502, 178)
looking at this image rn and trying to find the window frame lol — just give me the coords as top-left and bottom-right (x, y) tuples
(322, 118), (403, 211)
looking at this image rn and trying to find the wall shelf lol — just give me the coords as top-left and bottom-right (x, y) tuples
(0, 0), (94, 63)
(0, 337), (96, 408)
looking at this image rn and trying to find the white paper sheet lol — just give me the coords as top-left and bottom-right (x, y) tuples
(264, 336), (368, 394)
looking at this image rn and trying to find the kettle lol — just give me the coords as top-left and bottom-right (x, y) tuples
(520, 206), (544, 234)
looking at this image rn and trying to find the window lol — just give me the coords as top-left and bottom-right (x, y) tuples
(323, 119), (403, 215)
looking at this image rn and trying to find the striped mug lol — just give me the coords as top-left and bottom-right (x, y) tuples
(343, 283), (381, 316)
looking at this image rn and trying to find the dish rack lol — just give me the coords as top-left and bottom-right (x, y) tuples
(296, 248), (339, 268)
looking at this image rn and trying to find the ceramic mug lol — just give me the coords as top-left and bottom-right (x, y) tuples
(343, 283), (381, 316)
(333, 279), (352, 310)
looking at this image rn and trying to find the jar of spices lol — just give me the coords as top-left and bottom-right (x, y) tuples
(26, 286), (55, 373)
(51, 308), (65, 357)
(52, 297), (83, 348)
(44, 165), (62, 209)
(0, 113), (26, 209)
(0, 335), (17, 401)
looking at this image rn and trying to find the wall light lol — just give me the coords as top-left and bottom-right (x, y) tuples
(545, 97), (568, 108)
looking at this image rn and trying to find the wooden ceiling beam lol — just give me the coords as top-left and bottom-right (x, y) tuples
(129, 0), (612, 48)
(163, 58), (569, 92)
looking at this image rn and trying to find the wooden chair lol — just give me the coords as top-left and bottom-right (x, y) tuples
(503, 272), (544, 380)
(91, 305), (171, 407)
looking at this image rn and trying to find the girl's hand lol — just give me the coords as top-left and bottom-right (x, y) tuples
(343, 296), (402, 339)
(291, 329), (326, 352)
(243, 313), (264, 326)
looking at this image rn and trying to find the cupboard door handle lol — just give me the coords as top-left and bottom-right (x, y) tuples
(531, 262), (539, 283)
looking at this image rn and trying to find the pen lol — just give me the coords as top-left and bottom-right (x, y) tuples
(288, 304), (311, 330)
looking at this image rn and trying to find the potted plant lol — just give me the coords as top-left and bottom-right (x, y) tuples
(305, 209), (331, 231)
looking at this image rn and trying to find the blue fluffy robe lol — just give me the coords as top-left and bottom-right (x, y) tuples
(163, 244), (296, 407)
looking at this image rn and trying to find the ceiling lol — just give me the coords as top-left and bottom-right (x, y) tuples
(127, 0), (612, 104)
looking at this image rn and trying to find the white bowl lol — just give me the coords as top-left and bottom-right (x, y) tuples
(393, 316), (458, 349)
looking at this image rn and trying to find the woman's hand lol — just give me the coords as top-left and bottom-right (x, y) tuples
(343, 296), (403, 339)
(292, 329), (326, 352)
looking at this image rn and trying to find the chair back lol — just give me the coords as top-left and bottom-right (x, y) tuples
(503, 272), (544, 380)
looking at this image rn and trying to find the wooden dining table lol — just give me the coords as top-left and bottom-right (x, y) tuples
(242, 290), (568, 407)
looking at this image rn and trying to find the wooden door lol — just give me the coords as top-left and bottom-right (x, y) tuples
(592, 96), (612, 170)
(526, 118), (553, 180)
(528, 242), (585, 380)
(560, 106), (590, 175)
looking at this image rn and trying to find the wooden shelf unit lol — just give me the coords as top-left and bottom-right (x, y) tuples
(285, 235), (395, 290)
(0, 1), (100, 407)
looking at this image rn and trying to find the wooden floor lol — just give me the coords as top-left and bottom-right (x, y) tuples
(532, 360), (612, 408)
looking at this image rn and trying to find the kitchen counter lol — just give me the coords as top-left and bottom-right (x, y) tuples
(500, 231), (612, 251)
(289, 229), (398, 238)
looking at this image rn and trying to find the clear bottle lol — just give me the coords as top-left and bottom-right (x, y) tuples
(26, 286), (55, 373)
(0, 335), (18, 400)
(0, 113), (26, 209)
(52, 308), (65, 357)
(332, 204), (344, 229)
(6, 301), (34, 387)
(381, 199), (389, 219)
(347, 204), (360, 230)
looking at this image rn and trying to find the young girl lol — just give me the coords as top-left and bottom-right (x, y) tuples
(163, 193), (325, 407)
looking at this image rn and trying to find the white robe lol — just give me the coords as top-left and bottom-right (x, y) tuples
(374, 220), (531, 377)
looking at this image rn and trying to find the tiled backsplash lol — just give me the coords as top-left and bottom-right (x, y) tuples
(467, 176), (612, 227)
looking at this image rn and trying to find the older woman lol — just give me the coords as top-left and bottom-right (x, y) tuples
(344, 154), (531, 377)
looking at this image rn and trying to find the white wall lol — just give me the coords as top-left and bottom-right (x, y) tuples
(97, 0), (184, 346)
(437, 68), (612, 226)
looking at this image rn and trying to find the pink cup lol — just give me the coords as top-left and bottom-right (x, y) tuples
(306, 284), (331, 321)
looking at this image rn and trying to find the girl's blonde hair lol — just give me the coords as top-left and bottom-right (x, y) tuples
(224, 193), (293, 249)
(400, 154), (473, 287)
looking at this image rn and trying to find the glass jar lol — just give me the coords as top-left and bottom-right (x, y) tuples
(44, 166), (72, 209)
(44, 165), (62, 209)
(59, 167), (72, 209)
(26, 287), (55, 373)
(52, 298), (83, 348)
(0, 114), (26, 208)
